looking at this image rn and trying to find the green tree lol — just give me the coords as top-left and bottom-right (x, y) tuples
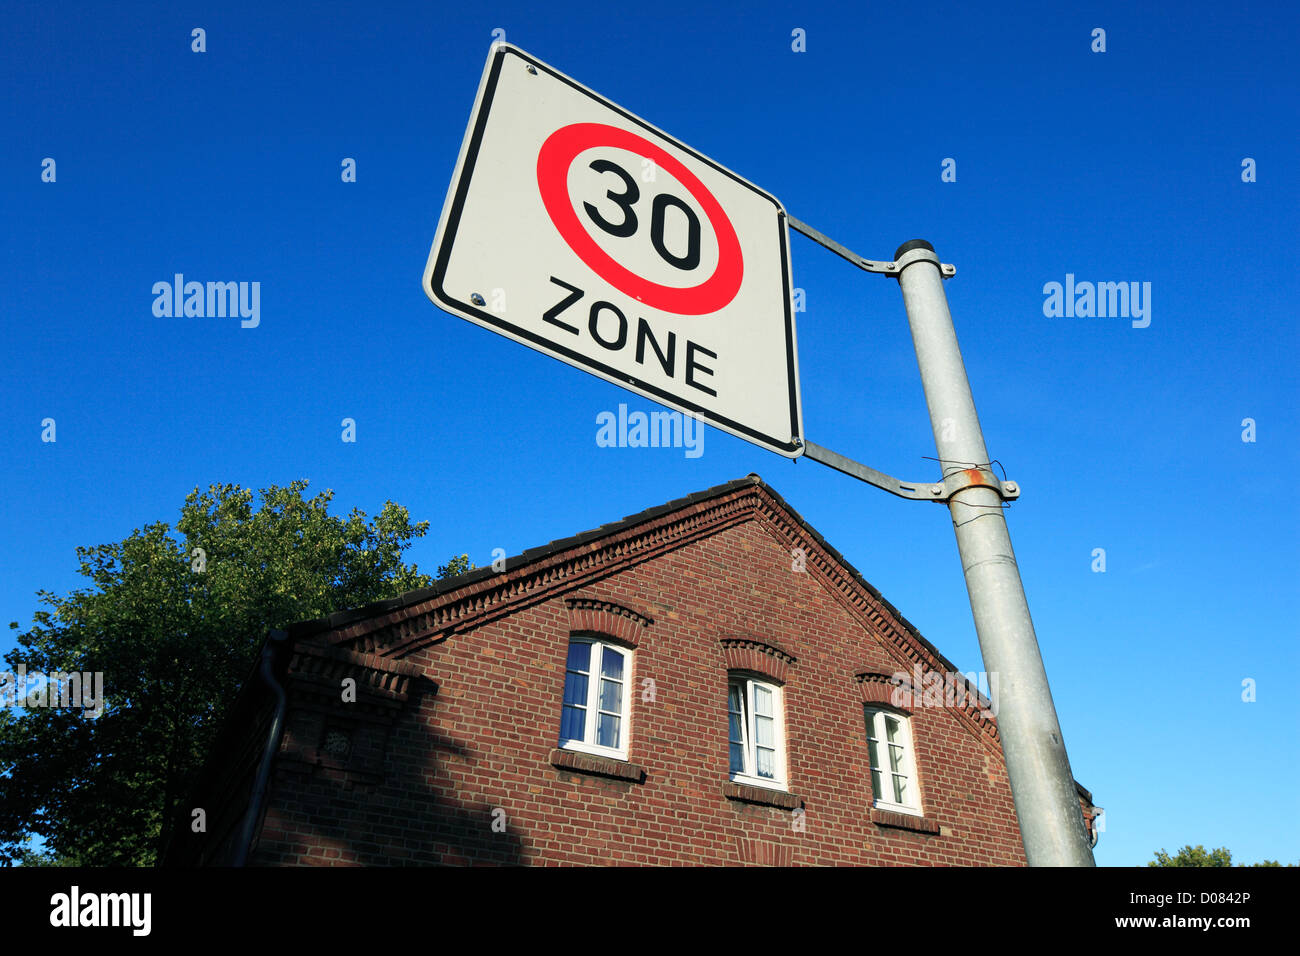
(0, 481), (463, 866)
(1149, 845), (1234, 867)
(436, 553), (474, 578)
(1149, 845), (1296, 867)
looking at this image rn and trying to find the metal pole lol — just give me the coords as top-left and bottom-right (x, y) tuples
(892, 239), (1095, 867)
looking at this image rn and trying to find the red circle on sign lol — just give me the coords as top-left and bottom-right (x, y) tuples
(536, 123), (744, 315)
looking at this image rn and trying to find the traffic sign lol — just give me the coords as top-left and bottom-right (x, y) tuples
(423, 42), (804, 457)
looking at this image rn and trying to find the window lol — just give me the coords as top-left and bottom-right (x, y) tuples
(728, 676), (786, 789)
(864, 707), (922, 815)
(559, 637), (631, 759)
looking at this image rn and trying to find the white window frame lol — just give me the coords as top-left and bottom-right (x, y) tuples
(558, 636), (632, 760)
(727, 675), (787, 791)
(864, 706), (923, 816)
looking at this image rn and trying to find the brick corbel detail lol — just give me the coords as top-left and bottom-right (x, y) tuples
(720, 637), (796, 684)
(288, 642), (426, 713)
(279, 641), (432, 781)
(565, 595), (653, 648)
(326, 490), (752, 656)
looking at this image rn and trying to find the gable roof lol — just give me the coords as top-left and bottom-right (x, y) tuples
(287, 473), (945, 664)
(278, 473), (1093, 804)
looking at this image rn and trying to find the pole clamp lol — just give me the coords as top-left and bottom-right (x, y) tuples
(893, 245), (956, 279)
(928, 467), (1019, 503)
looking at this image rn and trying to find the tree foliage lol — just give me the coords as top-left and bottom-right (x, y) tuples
(436, 553), (474, 579)
(1149, 845), (1233, 867)
(1148, 845), (1295, 867)
(1, 481), (460, 866)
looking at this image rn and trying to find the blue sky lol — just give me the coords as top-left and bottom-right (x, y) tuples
(3, 0), (1297, 867)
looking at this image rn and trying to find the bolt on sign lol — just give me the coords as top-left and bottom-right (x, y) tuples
(423, 42), (804, 457)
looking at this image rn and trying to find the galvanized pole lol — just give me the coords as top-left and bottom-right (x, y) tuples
(892, 239), (1095, 866)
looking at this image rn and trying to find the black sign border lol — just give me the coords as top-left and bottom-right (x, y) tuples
(429, 44), (803, 457)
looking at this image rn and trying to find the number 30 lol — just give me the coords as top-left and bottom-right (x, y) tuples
(582, 159), (702, 271)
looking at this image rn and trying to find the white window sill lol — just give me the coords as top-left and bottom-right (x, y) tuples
(730, 772), (788, 793)
(873, 800), (925, 817)
(558, 738), (629, 762)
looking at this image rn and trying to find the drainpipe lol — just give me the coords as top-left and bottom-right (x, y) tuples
(233, 628), (289, 867)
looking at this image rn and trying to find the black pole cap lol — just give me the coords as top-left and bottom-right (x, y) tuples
(894, 239), (935, 259)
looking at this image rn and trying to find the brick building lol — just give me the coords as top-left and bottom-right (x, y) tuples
(168, 474), (1099, 866)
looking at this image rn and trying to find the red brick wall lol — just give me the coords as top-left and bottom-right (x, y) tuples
(252, 512), (1037, 865)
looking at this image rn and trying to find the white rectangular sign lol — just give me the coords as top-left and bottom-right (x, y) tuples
(424, 43), (804, 457)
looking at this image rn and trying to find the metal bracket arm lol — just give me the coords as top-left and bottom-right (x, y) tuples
(786, 215), (956, 278)
(802, 441), (1019, 503)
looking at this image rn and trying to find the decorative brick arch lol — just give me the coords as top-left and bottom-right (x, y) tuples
(565, 594), (653, 648)
(854, 670), (912, 713)
(719, 636), (796, 684)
